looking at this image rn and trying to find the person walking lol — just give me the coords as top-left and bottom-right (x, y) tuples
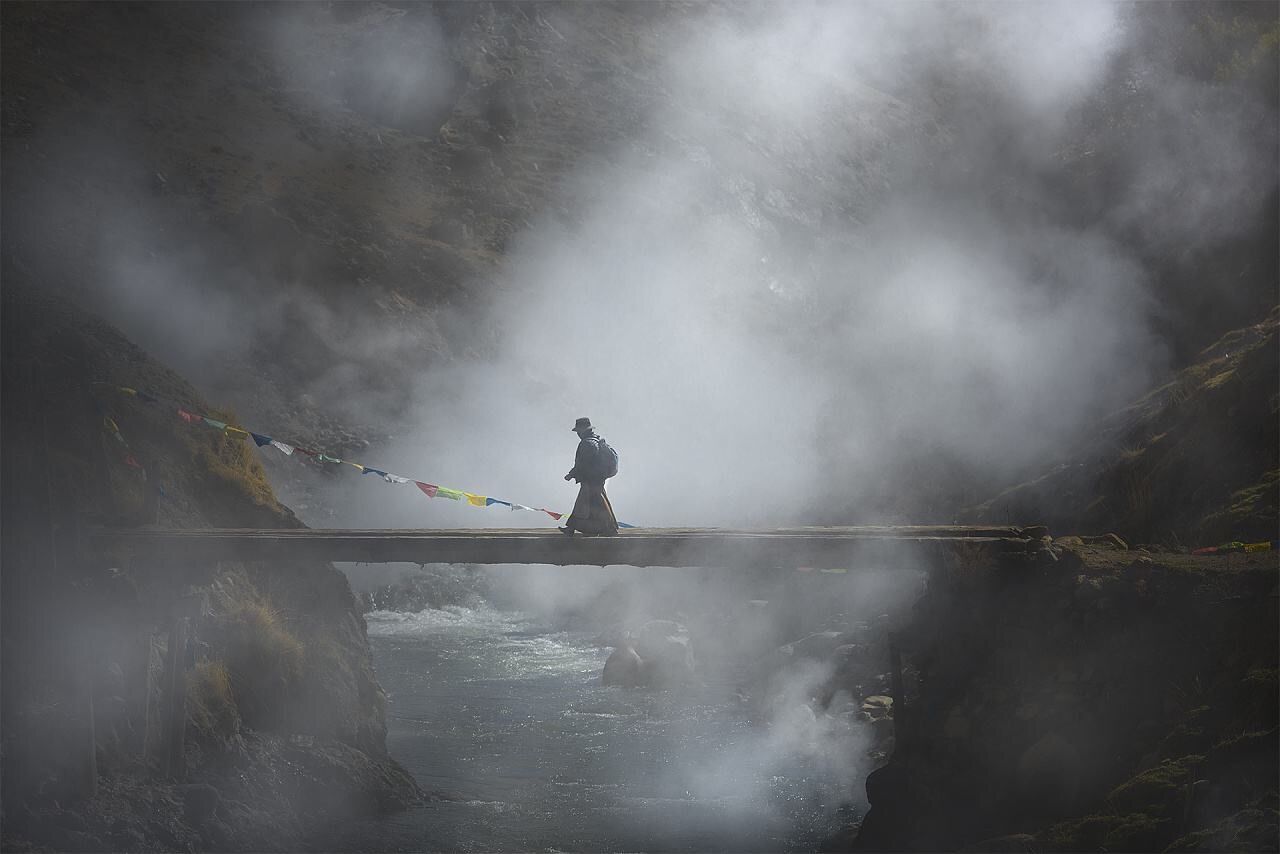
(561, 417), (619, 537)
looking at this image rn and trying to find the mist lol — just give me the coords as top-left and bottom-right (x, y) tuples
(4, 3), (1276, 850)
(6, 2), (1274, 530)
(298, 0), (1175, 528)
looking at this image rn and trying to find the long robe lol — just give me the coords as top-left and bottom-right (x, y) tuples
(565, 433), (619, 535)
(567, 480), (618, 535)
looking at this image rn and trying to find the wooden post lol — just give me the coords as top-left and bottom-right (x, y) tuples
(161, 616), (189, 780)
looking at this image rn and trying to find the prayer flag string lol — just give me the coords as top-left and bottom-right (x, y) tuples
(99, 383), (635, 527)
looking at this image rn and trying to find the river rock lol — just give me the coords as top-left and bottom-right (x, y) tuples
(632, 621), (695, 687)
(786, 631), (847, 658)
(862, 695), (893, 718)
(601, 644), (645, 688)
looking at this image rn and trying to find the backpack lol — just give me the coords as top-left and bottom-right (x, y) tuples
(595, 436), (619, 479)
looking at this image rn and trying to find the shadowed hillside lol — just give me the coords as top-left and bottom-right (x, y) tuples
(969, 308), (1279, 547)
(1, 284), (420, 852)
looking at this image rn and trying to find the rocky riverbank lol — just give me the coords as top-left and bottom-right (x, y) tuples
(825, 540), (1278, 852)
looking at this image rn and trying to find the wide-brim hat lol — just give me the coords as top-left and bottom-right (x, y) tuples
(572, 417), (592, 432)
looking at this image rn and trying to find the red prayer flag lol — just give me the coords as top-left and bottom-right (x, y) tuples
(124, 454), (143, 469)
(543, 509), (562, 521)
(415, 482), (438, 499)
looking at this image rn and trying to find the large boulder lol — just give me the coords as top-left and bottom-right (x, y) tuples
(601, 644), (645, 688)
(600, 620), (697, 689)
(631, 620), (696, 687)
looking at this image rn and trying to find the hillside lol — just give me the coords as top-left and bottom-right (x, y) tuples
(969, 308), (1279, 547)
(0, 283), (419, 852)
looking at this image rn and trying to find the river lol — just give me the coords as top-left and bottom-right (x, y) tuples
(325, 590), (871, 853)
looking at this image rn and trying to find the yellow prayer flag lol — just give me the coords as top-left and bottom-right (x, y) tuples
(466, 493), (487, 507)
(119, 387), (138, 396)
(225, 426), (249, 437)
(346, 462), (364, 471)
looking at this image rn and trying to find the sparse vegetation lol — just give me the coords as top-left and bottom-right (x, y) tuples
(184, 409), (282, 513)
(1107, 755), (1203, 817)
(222, 602), (306, 732)
(187, 660), (241, 744)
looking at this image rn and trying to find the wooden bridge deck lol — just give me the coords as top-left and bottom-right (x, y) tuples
(88, 526), (1041, 568)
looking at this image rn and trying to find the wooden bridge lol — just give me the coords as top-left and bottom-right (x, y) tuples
(88, 525), (1045, 568)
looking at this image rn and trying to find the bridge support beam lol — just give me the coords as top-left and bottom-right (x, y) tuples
(87, 526), (1043, 570)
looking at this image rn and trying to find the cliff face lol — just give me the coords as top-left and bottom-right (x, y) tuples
(841, 543), (1277, 853)
(0, 283), (419, 852)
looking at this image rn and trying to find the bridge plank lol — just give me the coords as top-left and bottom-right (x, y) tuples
(87, 527), (1035, 568)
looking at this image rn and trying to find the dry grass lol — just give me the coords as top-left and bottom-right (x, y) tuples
(223, 601), (305, 731)
(188, 411), (281, 512)
(187, 659), (241, 742)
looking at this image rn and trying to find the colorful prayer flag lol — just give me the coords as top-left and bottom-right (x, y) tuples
(108, 382), (636, 527)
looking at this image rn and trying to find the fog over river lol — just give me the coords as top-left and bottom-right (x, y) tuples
(319, 563), (917, 852)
